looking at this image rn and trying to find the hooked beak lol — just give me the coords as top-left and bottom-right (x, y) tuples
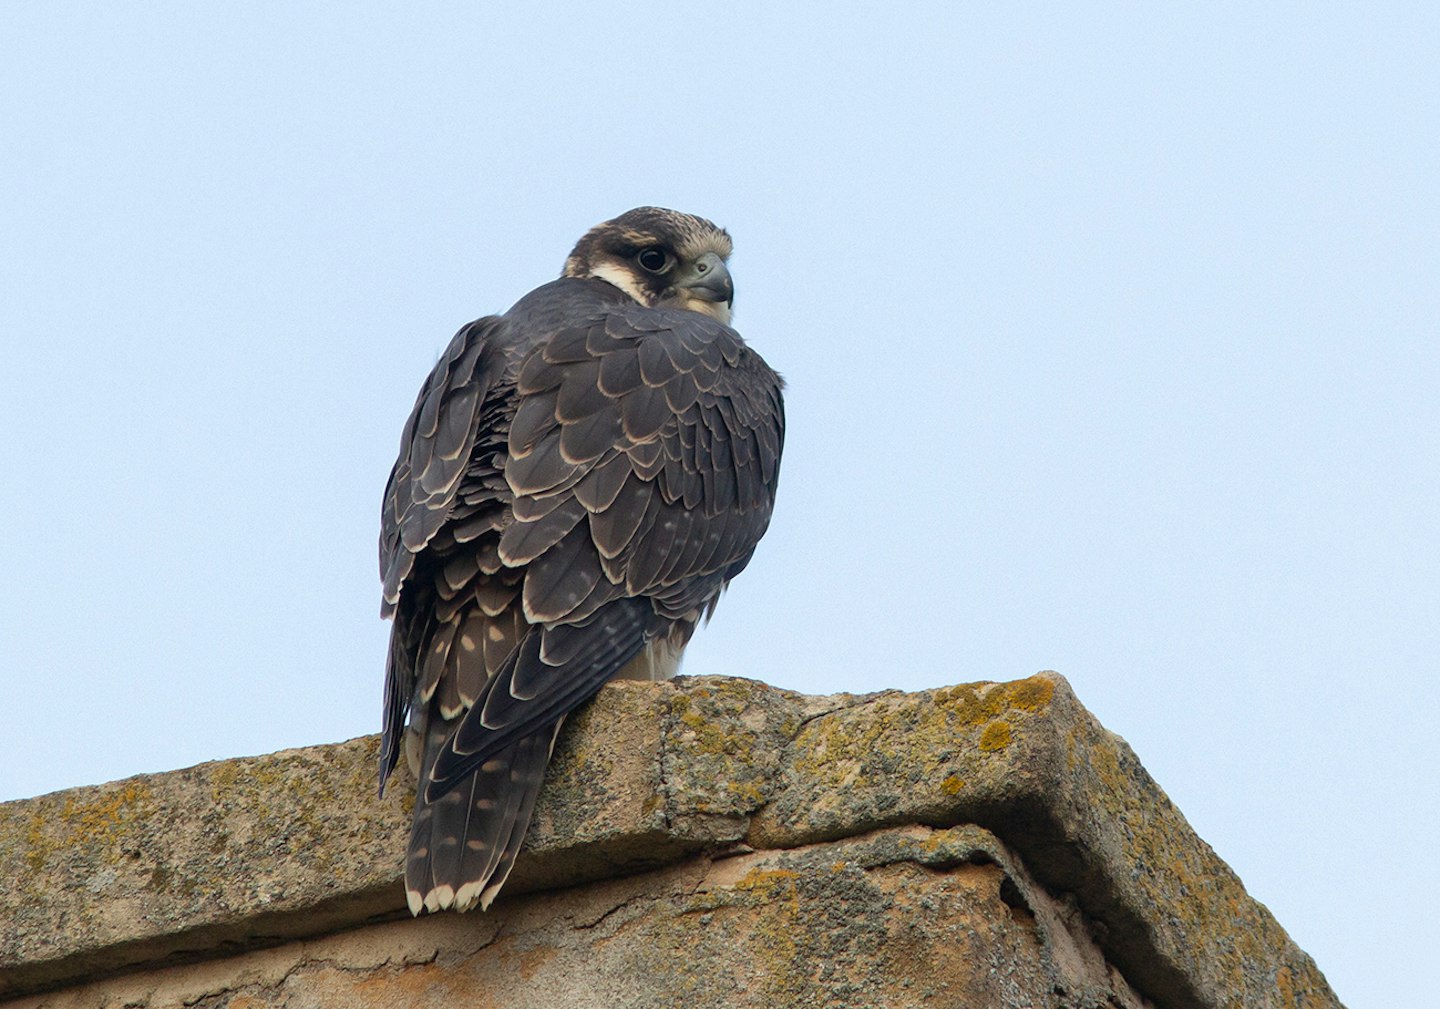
(671, 251), (733, 306)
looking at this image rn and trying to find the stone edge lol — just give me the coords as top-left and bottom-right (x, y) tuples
(0, 674), (1341, 1008)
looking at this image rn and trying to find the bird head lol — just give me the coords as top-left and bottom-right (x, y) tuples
(563, 207), (735, 324)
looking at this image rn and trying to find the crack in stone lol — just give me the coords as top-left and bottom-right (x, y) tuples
(181, 945), (445, 1007)
(570, 892), (649, 932)
(792, 691), (893, 731)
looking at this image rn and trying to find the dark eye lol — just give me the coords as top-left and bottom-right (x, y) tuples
(636, 247), (671, 273)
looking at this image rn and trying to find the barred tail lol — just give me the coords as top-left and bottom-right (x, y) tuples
(405, 704), (563, 914)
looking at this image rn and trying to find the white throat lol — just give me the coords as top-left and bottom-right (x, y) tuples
(588, 262), (649, 305)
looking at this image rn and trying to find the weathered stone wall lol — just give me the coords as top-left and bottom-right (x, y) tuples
(0, 674), (1343, 1008)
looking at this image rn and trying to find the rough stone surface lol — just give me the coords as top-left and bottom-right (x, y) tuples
(0, 673), (1343, 1009)
(6, 826), (1154, 1009)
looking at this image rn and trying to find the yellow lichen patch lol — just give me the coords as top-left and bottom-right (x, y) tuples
(680, 864), (804, 917)
(17, 780), (159, 880)
(1084, 734), (1124, 802)
(680, 709), (737, 755)
(672, 694), (747, 758)
(733, 867), (799, 899)
(1005, 676), (1055, 713)
(940, 775), (967, 795)
(726, 780), (765, 806)
(933, 674), (1054, 730)
(24, 810), (52, 874)
(918, 831), (948, 856)
(723, 867), (809, 1000)
(978, 721), (1013, 752)
(933, 683), (1007, 726)
(1273, 963), (1332, 1009)
(787, 680), (1040, 798)
(57, 781), (155, 860)
(64, 781), (153, 838)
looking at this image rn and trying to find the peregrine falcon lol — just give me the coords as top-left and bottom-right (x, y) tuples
(378, 208), (785, 914)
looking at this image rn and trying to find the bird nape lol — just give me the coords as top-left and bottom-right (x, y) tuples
(378, 207), (785, 914)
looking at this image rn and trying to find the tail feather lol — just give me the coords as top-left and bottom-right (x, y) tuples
(394, 601), (657, 914)
(475, 720), (564, 911)
(405, 705), (564, 914)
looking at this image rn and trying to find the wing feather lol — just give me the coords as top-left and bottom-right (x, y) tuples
(521, 523), (606, 623)
(554, 360), (609, 420)
(598, 346), (643, 395)
(558, 408), (623, 465)
(498, 497), (587, 567)
(505, 429), (581, 496)
(588, 482), (654, 562)
(572, 454), (632, 513)
(506, 401), (555, 462)
(619, 383), (671, 442)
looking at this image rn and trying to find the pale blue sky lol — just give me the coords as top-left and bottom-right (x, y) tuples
(3, 5), (1435, 1005)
